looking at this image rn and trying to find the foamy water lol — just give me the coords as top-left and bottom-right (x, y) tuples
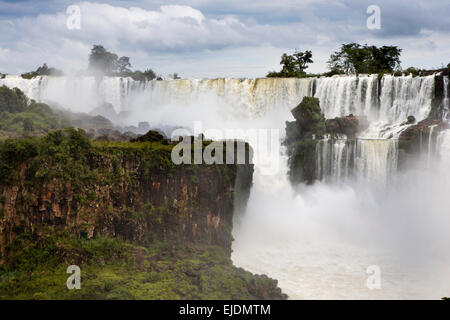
(231, 149), (450, 299)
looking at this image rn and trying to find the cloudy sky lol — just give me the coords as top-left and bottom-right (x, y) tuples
(0, 0), (449, 78)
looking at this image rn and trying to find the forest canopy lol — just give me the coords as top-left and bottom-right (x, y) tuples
(327, 43), (402, 75)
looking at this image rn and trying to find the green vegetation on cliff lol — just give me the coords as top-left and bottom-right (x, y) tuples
(0, 86), (124, 139)
(288, 97), (326, 140)
(21, 63), (63, 79)
(0, 233), (284, 300)
(285, 97), (325, 184)
(0, 129), (278, 300)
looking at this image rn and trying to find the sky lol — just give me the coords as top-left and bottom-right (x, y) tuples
(0, 0), (449, 78)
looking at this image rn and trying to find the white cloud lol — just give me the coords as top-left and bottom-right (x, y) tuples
(0, 1), (449, 77)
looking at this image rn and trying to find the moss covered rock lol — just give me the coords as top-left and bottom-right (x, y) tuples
(285, 97), (367, 184)
(325, 114), (365, 139)
(290, 97), (326, 138)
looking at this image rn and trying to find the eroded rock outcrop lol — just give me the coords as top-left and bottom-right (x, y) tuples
(285, 97), (365, 184)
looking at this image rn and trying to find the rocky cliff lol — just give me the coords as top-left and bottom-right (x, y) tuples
(0, 128), (286, 299)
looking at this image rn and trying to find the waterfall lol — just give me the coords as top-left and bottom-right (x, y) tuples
(316, 136), (354, 182)
(427, 124), (438, 165)
(0, 74), (436, 182)
(1, 73), (448, 298)
(437, 129), (450, 166)
(134, 78), (312, 118)
(0, 74), (433, 128)
(312, 74), (435, 139)
(378, 75), (434, 125)
(355, 139), (398, 185)
(0, 75), (142, 114)
(313, 75), (379, 119)
(443, 76), (449, 121)
(0, 75), (44, 101)
(316, 137), (397, 184)
(312, 74), (434, 125)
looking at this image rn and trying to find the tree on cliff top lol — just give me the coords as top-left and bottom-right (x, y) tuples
(88, 45), (120, 74)
(117, 56), (132, 73)
(328, 43), (402, 74)
(267, 49), (313, 78)
(21, 63), (63, 79)
(87, 45), (157, 81)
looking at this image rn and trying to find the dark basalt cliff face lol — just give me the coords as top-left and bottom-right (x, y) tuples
(1, 157), (242, 257)
(0, 129), (286, 300)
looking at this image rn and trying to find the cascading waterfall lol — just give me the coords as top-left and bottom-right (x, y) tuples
(316, 136), (355, 182)
(0, 76), (312, 116)
(443, 76), (449, 121)
(427, 124), (438, 165)
(0, 74), (435, 182)
(355, 139), (398, 185)
(378, 75), (435, 126)
(0, 75), (142, 114)
(316, 137), (398, 185)
(0, 74), (433, 127)
(312, 74), (434, 127)
(1, 73), (449, 298)
(313, 74), (434, 183)
(313, 75), (379, 119)
(437, 129), (450, 165)
(131, 77), (313, 118)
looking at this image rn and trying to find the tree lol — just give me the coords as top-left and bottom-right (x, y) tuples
(328, 43), (402, 74)
(367, 45), (402, 73)
(267, 49), (313, 78)
(0, 86), (28, 113)
(86, 44), (160, 80)
(21, 63), (63, 79)
(88, 45), (119, 74)
(142, 69), (156, 80)
(23, 118), (34, 132)
(117, 56), (132, 73)
(129, 69), (157, 81)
